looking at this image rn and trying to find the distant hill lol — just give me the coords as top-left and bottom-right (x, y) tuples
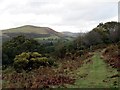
(62, 31), (84, 37)
(2, 25), (64, 41)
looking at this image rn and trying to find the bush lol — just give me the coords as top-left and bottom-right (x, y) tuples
(54, 43), (66, 58)
(47, 57), (56, 66)
(118, 42), (120, 56)
(13, 52), (55, 72)
(2, 35), (45, 66)
(117, 42), (120, 49)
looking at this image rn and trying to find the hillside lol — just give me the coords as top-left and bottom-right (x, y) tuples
(2, 25), (64, 41)
(2, 21), (120, 88)
(62, 31), (83, 37)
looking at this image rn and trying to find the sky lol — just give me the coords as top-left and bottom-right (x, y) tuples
(0, 0), (119, 32)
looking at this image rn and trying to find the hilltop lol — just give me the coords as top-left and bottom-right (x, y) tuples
(2, 25), (64, 41)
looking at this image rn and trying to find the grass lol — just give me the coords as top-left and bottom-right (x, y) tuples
(66, 52), (118, 88)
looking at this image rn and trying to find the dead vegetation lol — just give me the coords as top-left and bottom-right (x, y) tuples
(3, 57), (84, 88)
(102, 44), (120, 70)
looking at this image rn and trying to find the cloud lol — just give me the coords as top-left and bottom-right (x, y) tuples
(0, 0), (118, 32)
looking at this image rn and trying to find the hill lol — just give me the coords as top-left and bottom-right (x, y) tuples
(62, 31), (82, 37)
(2, 21), (120, 88)
(2, 25), (64, 41)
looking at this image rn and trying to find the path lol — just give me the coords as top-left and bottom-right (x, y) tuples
(67, 51), (118, 88)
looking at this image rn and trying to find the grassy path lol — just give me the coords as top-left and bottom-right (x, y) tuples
(67, 52), (118, 88)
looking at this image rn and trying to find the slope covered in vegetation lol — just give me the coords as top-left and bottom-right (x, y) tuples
(2, 21), (120, 88)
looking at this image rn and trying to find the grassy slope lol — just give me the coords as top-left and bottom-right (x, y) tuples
(67, 51), (118, 88)
(3, 25), (50, 34)
(2, 25), (63, 37)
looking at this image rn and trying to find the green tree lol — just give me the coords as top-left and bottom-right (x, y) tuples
(2, 35), (45, 66)
(54, 42), (67, 58)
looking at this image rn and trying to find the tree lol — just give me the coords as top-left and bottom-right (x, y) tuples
(92, 22), (120, 44)
(54, 42), (67, 58)
(2, 35), (45, 66)
(83, 31), (103, 47)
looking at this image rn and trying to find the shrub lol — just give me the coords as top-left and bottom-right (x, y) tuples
(118, 43), (120, 56)
(2, 35), (45, 66)
(14, 58), (29, 72)
(54, 43), (66, 58)
(117, 42), (120, 49)
(47, 57), (56, 66)
(13, 52), (55, 72)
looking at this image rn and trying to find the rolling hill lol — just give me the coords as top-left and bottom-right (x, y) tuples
(2, 25), (64, 41)
(62, 31), (84, 37)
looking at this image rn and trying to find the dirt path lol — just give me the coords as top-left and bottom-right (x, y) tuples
(67, 51), (119, 88)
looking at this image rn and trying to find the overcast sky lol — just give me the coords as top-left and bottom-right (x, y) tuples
(0, 0), (119, 32)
